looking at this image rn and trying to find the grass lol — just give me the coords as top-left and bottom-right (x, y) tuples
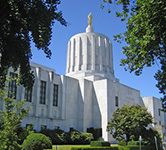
(46, 144), (119, 150)
(46, 145), (90, 150)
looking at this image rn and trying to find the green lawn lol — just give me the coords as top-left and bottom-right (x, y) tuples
(46, 145), (90, 150)
(46, 144), (119, 150)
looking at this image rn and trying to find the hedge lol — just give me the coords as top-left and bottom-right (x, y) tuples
(126, 145), (155, 150)
(40, 128), (94, 145)
(90, 141), (110, 147)
(127, 140), (161, 150)
(22, 133), (52, 150)
(71, 146), (156, 150)
(40, 129), (69, 144)
(127, 141), (140, 145)
(87, 127), (102, 140)
(69, 130), (94, 144)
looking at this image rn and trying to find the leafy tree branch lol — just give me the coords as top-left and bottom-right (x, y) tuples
(101, 0), (166, 109)
(0, 0), (67, 89)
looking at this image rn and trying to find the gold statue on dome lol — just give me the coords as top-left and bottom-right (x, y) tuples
(88, 13), (92, 27)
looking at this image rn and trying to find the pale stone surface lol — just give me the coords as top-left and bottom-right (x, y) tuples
(66, 28), (114, 81)
(142, 97), (166, 141)
(1, 23), (166, 144)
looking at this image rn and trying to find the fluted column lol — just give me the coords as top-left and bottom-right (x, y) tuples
(83, 36), (88, 70)
(75, 37), (81, 71)
(48, 71), (53, 118)
(70, 38), (75, 72)
(78, 37), (82, 70)
(102, 39), (106, 72)
(66, 41), (71, 74)
(106, 38), (109, 73)
(91, 35), (95, 71)
(35, 67), (41, 117)
(110, 42), (114, 74)
(108, 42), (111, 73)
(99, 36), (103, 72)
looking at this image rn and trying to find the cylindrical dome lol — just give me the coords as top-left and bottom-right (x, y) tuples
(65, 25), (114, 80)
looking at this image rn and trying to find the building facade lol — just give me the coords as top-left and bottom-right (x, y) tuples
(1, 17), (166, 143)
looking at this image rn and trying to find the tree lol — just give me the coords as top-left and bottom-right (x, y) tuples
(0, 82), (30, 150)
(0, 0), (67, 89)
(107, 105), (153, 142)
(101, 0), (166, 109)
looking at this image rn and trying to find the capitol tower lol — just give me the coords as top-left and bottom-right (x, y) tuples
(66, 13), (115, 81)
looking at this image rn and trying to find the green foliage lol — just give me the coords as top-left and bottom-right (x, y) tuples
(87, 127), (102, 140)
(21, 133), (52, 150)
(107, 105), (153, 142)
(127, 141), (140, 145)
(69, 129), (94, 144)
(141, 128), (163, 148)
(40, 128), (94, 145)
(127, 129), (162, 149)
(0, 0), (67, 89)
(101, 0), (131, 20)
(40, 128), (69, 145)
(101, 0), (166, 108)
(117, 140), (126, 146)
(0, 86), (30, 150)
(155, 60), (166, 109)
(90, 141), (110, 147)
(17, 125), (34, 145)
(126, 145), (155, 150)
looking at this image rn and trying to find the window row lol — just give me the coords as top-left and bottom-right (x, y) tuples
(8, 72), (59, 107)
(26, 124), (60, 131)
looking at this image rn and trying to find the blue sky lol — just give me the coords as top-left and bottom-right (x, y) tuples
(31, 0), (162, 99)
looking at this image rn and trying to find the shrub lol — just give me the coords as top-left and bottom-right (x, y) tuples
(40, 128), (93, 145)
(127, 141), (140, 145)
(118, 140), (126, 146)
(90, 141), (110, 147)
(40, 128), (69, 145)
(21, 133), (52, 150)
(17, 127), (29, 145)
(87, 127), (102, 140)
(126, 145), (155, 150)
(81, 132), (94, 144)
(142, 128), (163, 149)
(17, 125), (34, 145)
(69, 129), (94, 144)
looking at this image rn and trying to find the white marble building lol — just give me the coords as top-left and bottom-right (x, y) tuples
(2, 15), (166, 143)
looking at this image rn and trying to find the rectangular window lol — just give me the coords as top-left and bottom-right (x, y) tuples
(40, 81), (46, 104)
(26, 124), (33, 130)
(115, 96), (118, 107)
(8, 72), (17, 99)
(53, 84), (58, 107)
(41, 125), (47, 130)
(159, 109), (161, 116)
(25, 88), (32, 102)
(54, 126), (59, 130)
